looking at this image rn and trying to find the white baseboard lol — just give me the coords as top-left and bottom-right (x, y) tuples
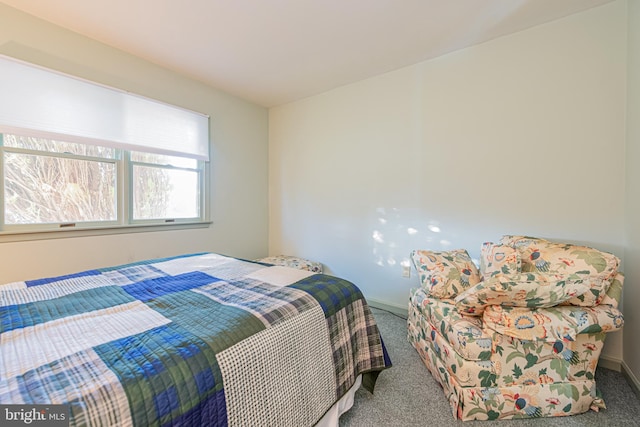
(599, 355), (622, 372)
(367, 298), (408, 319)
(621, 360), (640, 400)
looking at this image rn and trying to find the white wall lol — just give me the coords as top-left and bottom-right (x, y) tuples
(270, 1), (627, 361)
(0, 4), (269, 282)
(624, 0), (640, 387)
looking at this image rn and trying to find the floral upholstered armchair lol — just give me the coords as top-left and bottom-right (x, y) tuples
(407, 235), (624, 421)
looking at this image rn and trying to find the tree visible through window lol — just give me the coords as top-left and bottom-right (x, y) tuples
(130, 151), (200, 221)
(1, 134), (203, 229)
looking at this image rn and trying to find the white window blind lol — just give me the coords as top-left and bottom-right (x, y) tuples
(0, 55), (209, 160)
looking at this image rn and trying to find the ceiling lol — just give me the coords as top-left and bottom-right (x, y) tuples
(1, 0), (614, 107)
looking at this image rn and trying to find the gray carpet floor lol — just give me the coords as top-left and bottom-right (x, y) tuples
(340, 307), (640, 426)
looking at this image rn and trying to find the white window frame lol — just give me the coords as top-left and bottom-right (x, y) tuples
(0, 133), (210, 241)
(126, 151), (206, 226)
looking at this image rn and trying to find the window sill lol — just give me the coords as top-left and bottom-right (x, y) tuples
(0, 221), (212, 243)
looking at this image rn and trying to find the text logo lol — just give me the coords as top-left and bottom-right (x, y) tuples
(1, 405), (69, 426)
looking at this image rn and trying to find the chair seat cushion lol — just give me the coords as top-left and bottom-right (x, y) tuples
(410, 288), (492, 361)
(482, 304), (624, 343)
(455, 273), (596, 315)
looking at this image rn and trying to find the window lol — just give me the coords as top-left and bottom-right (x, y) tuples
(0, 134), (206, 232)
(2, 134), (118, 226)
(0, 55), (210, 235)
(130, 151), (202, 222)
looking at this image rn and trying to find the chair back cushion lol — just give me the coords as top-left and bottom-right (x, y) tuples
(411, 249), (480, 299)
(497, 235), (620, 306)
(498, 235), (619, 279)
(479, 242), (521, 278)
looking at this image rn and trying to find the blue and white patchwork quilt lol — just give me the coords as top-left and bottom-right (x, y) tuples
(0, 253), (391, 426)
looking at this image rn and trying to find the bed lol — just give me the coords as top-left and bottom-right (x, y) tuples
(0, 252), (391, 426)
